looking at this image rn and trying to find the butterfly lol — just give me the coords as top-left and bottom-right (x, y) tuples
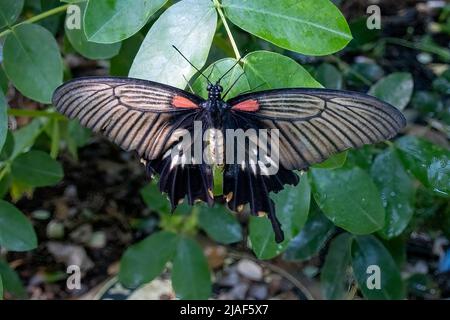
(52, 56), (406, 243)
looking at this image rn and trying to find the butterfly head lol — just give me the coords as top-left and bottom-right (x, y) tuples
(207, 83), (223, 101)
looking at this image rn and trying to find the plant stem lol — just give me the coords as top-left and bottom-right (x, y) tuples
(8, 108), (67, 121)
(383, 37), (450, 62)
(0, 4), (69, 38)
(213, 0), (241, 60)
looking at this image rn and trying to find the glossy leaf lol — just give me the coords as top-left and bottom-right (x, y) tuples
(0, 0), (24, 28)
(11, 118), (47, 159)
(84, 0), (167, 43)
(0, 260), (26, 298)
(243, 51), (322, 90)
(351, 235), (405, 299)
(250, 174), (311, 259)
(396, 136), (449, 198)
(172, 237), (211, 299)
(371, 149), (415, 238)
(110, 33), (144, 76)
(11, 151), (63, 187)
(310, 167), (385, 234)
(368, 72), (414, 110)
(0, 91), (8, 152)
(65, 119), (91, 159)
(0, 200), (37, 251)
(193, 58), (249, 99)
(315, 63), (343, 89)
(140, 183), (171, 215)
(130, 0), (217, 88)
(65, 2), (121, 60)
(284, 211), (335, 261)
(3, 24), (63, 103)
(222, 0), (352, 55)
(198, 204), (242, 244)
(346, 63), (384, 87)
(320, 233), (354, 299)
(314, 151), (347, 169)
(119, 231), (178, 288)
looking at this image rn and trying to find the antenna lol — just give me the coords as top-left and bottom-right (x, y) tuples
(217, 57), (242, 84)
(222, 72), (246, 100)
(172, 45), (211, 84)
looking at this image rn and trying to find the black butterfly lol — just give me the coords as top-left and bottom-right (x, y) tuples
(52, 60), (406, 243)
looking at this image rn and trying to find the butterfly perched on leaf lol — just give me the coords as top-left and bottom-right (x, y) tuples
(52, 56), (406, 243)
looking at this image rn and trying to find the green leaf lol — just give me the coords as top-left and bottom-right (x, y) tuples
(346, 63), (384, 87)
(411, 91), (443, 116)
(65, 2), (121, 60)
(172, 237), (211, 299)
(368, 72), (414, 110)
(315, 63), (343, 90)
(222, 0), (352, 56)
(3, 24), (63, 103)
(320, 233), (354, 299)
(84, 0), (167, 43)
(193, 58), (249, 99)
(347, 17), (380, 48)
(140, 183), (171, 215)
(11, 118), (47, 159)
(65, 119), (91, 159)
(130, 0), (217, 88)
(0, 0), (24, 28)
(110, 33), (144, 76)
(0, 260), (26, 298)
(313, 151), (347, 169)
(198, 204), (242, 244)
(310, 167), (385, 234)
(243, 51), (322, 91)
(11, 151), (63, 187)
(0, 91), (8, 152)
(396, 136), (449, 198)
(249, 174), (311, 259)
(284, 211), (335, 261)
(0, 66), (9, 94)
(119, 231), (178, 288)
(351, 235), (405, 299)
(0, 200), (37, 251)
(0, 131), (14, 161)
(370, 149), (415, 238)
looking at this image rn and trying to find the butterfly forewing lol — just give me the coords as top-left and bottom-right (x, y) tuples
(52, 77), (204, 160)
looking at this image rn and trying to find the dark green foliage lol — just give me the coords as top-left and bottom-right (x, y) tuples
(0, 0), (448, 300)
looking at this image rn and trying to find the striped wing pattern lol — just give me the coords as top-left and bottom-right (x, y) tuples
(228, 89), (406, 170)
(52, 77), (203, 160)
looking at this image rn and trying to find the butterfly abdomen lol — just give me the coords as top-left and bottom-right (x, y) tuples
(204, 127), (224, 166)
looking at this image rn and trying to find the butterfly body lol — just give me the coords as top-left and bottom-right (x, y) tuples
(53, 76), (406, 243)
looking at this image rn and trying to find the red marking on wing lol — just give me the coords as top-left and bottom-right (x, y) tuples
(232, 99), (259, 112)
(172, 95), (199, 109)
